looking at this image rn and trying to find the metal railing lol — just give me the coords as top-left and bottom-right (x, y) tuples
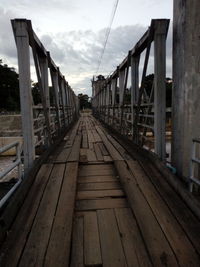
(0, 141), (22, 208)
(189, 138), (200, 192)
(11, 19), (79, 173)
(92, 19), (170, 161)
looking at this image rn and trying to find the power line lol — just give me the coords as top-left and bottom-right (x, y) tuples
(95, 0), (119, 75)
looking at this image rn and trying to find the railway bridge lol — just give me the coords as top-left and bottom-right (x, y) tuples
(0, 2), (200, 266)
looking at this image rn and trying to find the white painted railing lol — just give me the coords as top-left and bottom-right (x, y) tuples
(0, 141), (22, 208)
(11, 19), (79, 173)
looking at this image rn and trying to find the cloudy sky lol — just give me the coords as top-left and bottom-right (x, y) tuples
(0, 0), (173, 96)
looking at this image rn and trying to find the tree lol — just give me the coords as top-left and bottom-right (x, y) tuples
(78, 93), (91, 110)
(0, 60), (20, 111)
(31, 82), (41, 105)
(32, 82), (55, 106)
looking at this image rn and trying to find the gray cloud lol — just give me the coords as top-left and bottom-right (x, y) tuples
(0, 8), (17, 64)
(36, 25), (148, 95)
(0, 0), (77, 14)
(0, 10), (172, 96)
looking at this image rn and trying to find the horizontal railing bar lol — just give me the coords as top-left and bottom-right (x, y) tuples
(135, 103), (154, 107)
(0, 179), (22, 209)
(0, 141), (19, 154)
(189, 176), (200, 186)
(192, 158), (200, 164)
(0, 159), (20, 180)
(193, 138), (200, 144)
(139, 114), (154, 118)
(137, 123), (154, 130)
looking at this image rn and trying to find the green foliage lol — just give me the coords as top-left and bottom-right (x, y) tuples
(32, 82), (41, 105)
(143, 74), (172, 107)
(32, 82), (55, 106)
(78, 93), (91, 110)
(0, 59), (20, 111)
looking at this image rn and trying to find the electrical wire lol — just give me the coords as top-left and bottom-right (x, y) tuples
(95, 0), (119, 75)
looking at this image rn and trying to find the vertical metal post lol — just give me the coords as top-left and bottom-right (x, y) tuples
(40, 57), (50, 108)
(16, 142), (22, 180)
(58, 71), (66, 126)
(119, 69), (125, 132)
(39, 56), (50, 143)
(103, 85), (107, 122)
(119, 69), (125, 106)
(51, 70), (61, 130)
(131, 56), (140, 138)
(12, 19), (35, 173)
(106, 82), (110, 124)
(111, 78), (116, 127)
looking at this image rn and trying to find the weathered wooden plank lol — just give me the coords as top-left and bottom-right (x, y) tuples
(70, 215), (84, 267)
(87, 130), (95, 143)
(54, 147), (71, 163)
(87, 149), (97, 162)
(77, 190), (124, 200)
(79, 167), (114, 177)
(115, 208), (152, 267)
(78, 182), (121, 191)
(143, 160), (200, 253)
(76, 198), (127, 211)
(96, 127), (123, 160)
(98, 143), (109, 156)
(78, 175), (117, 183)
(46, 144), (64, 162)
(94, 143), (104, 161)
(127, 160), (200, 266)
(114, 160), (179, 266)
(88, 142), (94, 150)
(68, 135), (81, 162)
(0, 164), (53, 267)
(79, 164), (114, 177)
(18, 164), (65, 267)
(106, 134), (131, 160)
(92, 130), (102, 142)
(84, 212), (102, 266)
(79, 164), (113, 171)
(65, 120), (80, 148)
(97, 209), (127, 267)
(80, 161), (105, 165)
(104, 155), (113, 162)
(79, 148), (88, 163)
(44, 162), (78, 267)
(82, 131), (88, 148)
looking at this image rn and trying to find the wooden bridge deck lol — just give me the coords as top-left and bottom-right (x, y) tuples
(0, 114), (200, 266)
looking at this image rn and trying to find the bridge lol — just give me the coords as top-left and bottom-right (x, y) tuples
(0, 2), (200, 266)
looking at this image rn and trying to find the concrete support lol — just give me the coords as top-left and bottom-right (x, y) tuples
(154, 21), (167, 161)
(172, 0), (200, 178)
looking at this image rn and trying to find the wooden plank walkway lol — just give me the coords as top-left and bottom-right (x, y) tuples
(0, 113), (200, 266)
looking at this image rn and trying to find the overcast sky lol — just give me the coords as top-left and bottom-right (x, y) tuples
(0, 0), (173, 96)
